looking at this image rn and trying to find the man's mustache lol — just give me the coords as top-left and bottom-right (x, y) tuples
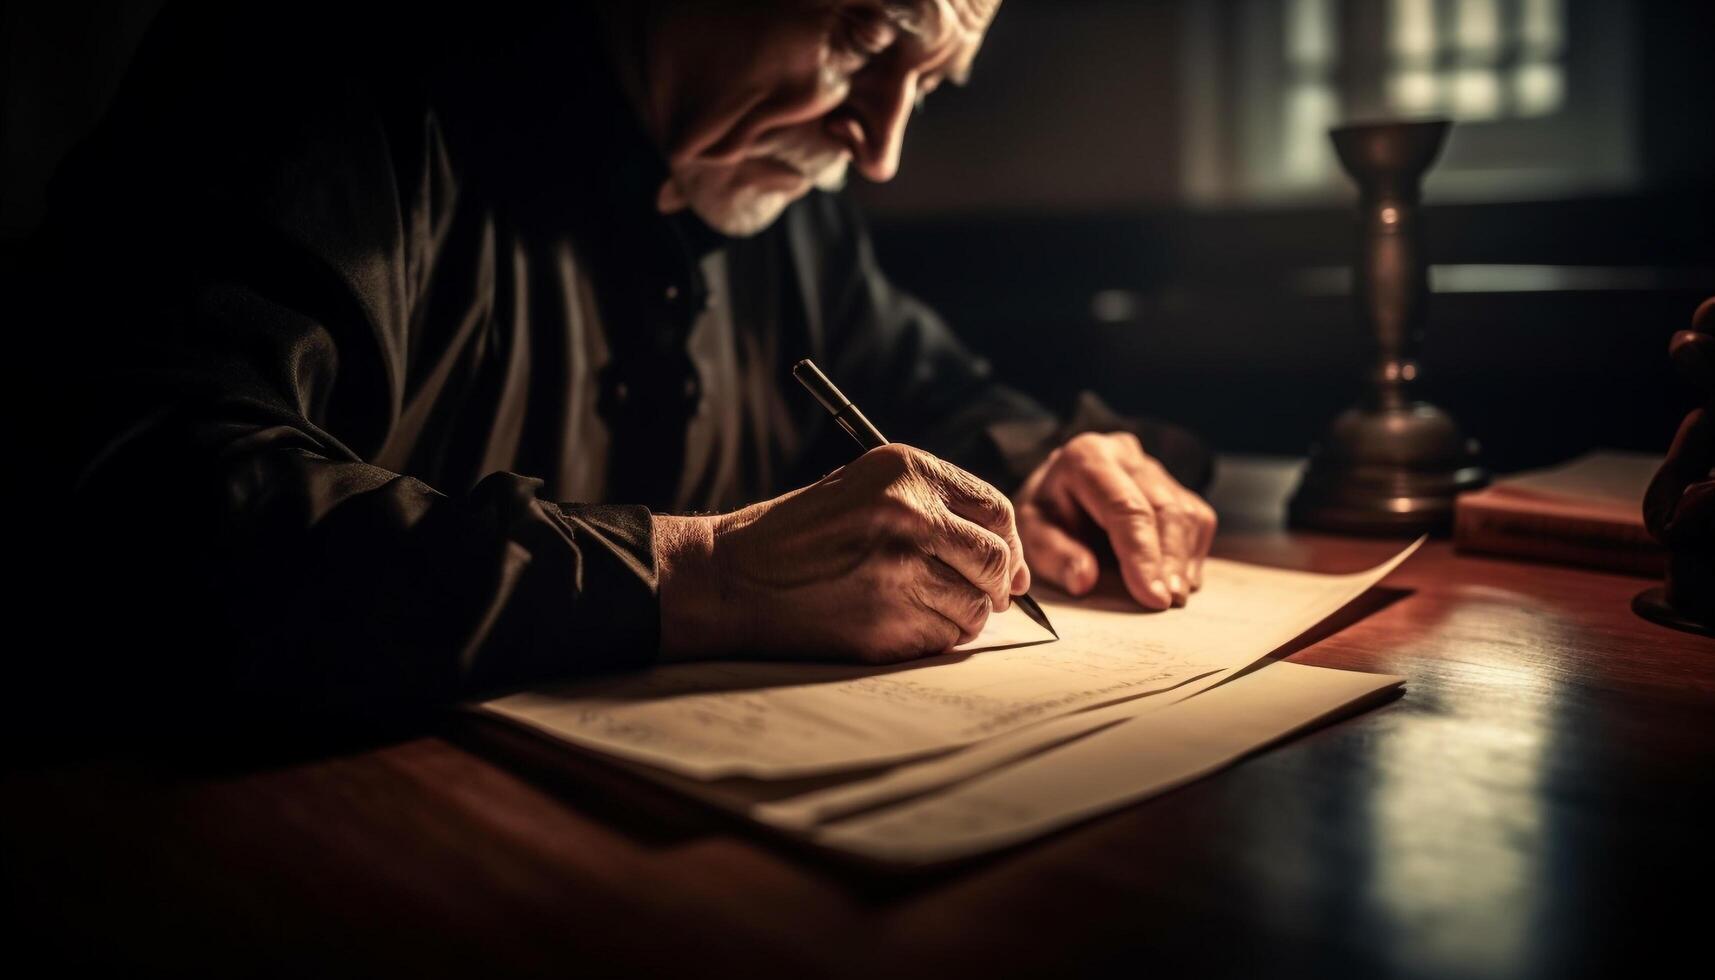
(756, 135), (850, 192)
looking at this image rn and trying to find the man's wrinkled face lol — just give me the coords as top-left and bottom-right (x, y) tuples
(652, 0), (998, 236)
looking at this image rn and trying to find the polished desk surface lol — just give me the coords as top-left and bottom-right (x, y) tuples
(6, 458), (1711, 978)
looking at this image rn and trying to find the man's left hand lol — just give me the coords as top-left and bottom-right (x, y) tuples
(1013, 432), (1217, 609)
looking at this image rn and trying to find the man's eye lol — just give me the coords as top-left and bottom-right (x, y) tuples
(839, 11), (897, 59)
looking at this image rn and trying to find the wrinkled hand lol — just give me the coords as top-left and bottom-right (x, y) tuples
(657, 444), (1029, 664)
(1014, 432), (1216, 609)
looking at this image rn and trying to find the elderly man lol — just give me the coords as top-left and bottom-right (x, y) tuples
(32, 0), (1213, 716)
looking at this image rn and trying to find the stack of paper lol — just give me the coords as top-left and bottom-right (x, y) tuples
(479, 540), (1420, 865)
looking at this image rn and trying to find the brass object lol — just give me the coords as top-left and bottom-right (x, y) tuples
(1290, 119), (1487, 536)
(1634, 296), (1715, 638)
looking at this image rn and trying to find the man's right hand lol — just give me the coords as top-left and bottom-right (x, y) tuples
(655, 444), (1029, 664)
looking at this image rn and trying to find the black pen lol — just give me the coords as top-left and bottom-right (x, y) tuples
(792, 358), (1058, 640)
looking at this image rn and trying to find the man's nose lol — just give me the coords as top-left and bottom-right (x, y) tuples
(837, 72), (916, 183)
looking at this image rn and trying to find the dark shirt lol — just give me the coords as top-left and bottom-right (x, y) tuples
(24, 2), (1206, 721)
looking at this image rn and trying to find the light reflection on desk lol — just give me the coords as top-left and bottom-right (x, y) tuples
(1361, 589), (1563, 977)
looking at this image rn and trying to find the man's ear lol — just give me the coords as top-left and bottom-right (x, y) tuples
(657, 178), (690, 214)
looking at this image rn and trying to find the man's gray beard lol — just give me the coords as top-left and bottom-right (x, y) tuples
(688, 186), (797, 238)
(679, 158), (849, 238)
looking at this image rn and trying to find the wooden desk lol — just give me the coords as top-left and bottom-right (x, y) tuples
(6, 459), (1710, 978)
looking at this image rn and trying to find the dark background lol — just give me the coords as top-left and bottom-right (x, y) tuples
(4, 0), (1712, 473)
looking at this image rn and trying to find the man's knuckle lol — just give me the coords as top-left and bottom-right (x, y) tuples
(1198, 503), (1219, 531)
(1119, 518), (1162, 552)
(965, 600), (992, 636)
(1064, 450), (1108, 482)
(901, 575), (936, 615)
(915, 617), (960, 654)
(866, 443), (914, 478)
(979, 535), (1010, 585)
(873, 485), (924, 525)
(874, 443), (911, 462)
(901, 445), (940, 473)
(948, 583), (987, 626)
(945, 463), (1001, 506)
(1111, 497), (1156, 523)
(1067, 432), (1105, 452)
(1068, 437), (1110, 464)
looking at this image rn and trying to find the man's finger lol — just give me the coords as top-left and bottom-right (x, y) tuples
(924, 511), (1015, 611)
(1117, 450), (1208, 604)
(1062, 458), (1171, 609)
(1120, 456), (1191, 605)
(1157, 502), (1192, 605)
(926, 456), (1029, 594)
(1188, 493), (1217, 590)
(914, 555), (994, 645)
(1017, 510), (1100, 596)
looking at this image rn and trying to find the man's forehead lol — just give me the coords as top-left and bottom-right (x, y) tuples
(885, 0), (999, 82)
(890, 0), (999, 31)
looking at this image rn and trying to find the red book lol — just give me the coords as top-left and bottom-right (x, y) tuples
(1454, 452), (1667, 578)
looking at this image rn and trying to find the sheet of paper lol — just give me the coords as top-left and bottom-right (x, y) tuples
(807, 661), (1404, 865)
(480, 540), (1420, 780)
(611, 662), (1404, 864)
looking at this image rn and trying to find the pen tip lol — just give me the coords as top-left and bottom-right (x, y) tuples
(1017, 594), (1057, 640)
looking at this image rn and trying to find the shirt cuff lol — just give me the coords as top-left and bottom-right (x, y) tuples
(549, 503), (662, 675)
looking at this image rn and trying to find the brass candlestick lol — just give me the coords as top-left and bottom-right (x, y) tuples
(1290, 119), (1487, 536)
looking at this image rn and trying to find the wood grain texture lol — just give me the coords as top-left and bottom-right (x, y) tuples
(5, 459), (1710, 979)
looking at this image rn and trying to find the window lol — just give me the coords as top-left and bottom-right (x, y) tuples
(1281, 0), (1340, 185)
(1182, 0), (1636, 204)
(1385, 0), (1565, 121)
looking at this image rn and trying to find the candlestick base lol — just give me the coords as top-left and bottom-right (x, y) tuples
(1633, 587), (1715, 639)
(1289, 402), (1488, 536)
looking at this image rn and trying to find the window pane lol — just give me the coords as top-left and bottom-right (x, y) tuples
(1454, 0), (1503, 61)
(1286, 0), (1337, 68)
(1390, 0), (1439, 63)
(1450, 67), (1502, 118)
(1389, 69), (1443, 115)
(1520, 0), (1564, 55)
(1513, 62), (1563, 116)
(1283, 83), (1338, 183)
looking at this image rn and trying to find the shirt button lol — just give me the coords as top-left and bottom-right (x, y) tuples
(664, 284), (680, 302)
